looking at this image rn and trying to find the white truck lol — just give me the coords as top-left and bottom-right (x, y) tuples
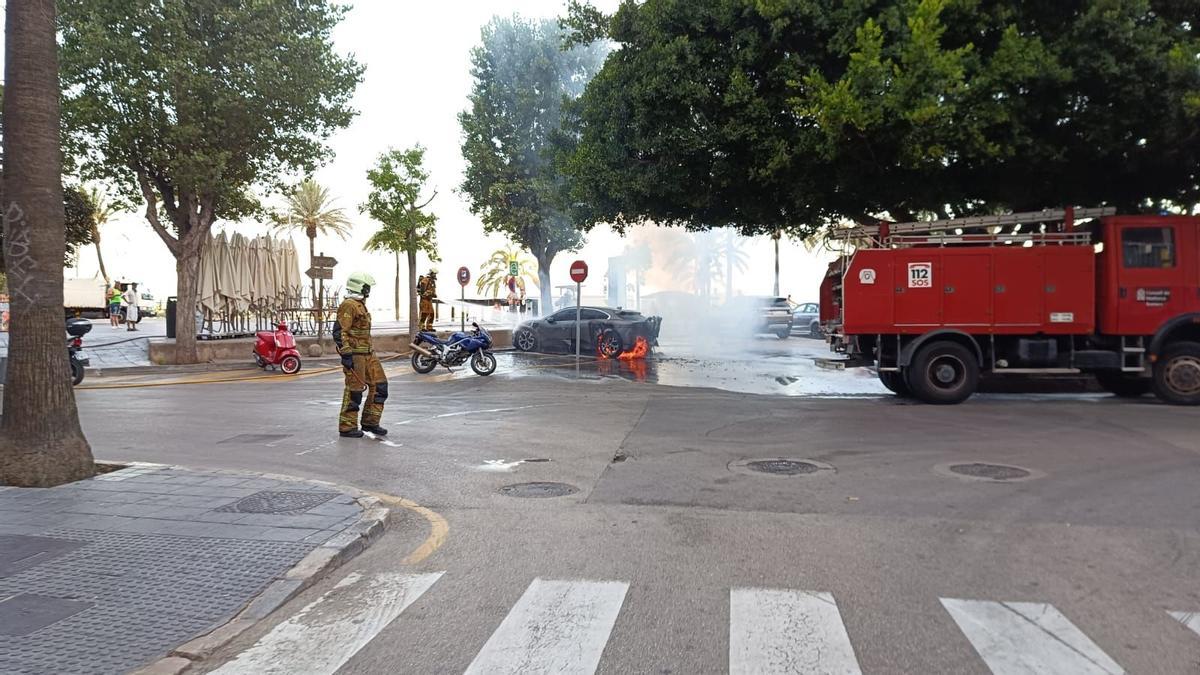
(63, 275), (157, 318)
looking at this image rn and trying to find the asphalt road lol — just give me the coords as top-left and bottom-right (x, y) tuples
(71, 340), (1200, 674)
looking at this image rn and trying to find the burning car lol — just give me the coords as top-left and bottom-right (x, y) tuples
(513, 307), (662, 358)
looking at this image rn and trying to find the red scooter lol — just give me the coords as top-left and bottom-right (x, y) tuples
(253, 321), (302, 374)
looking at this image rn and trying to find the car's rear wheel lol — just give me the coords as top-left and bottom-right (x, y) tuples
(809, 322), (821, 339)
(775, 328), (790, 339)
(1152, 341), (1200, 405)
(908, 341), (979, 404)
(514, 328), (537, 352)
(1095, 372), (1152, 398)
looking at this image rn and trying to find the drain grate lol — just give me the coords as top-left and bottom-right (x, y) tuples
(498, 482), (579, 498)
(746, 459), (819, 475)
(949, 463), (1030, 481)
(934, 461), (1044, 483)
(216, 490), (337, 514)
(217, 433), (292, 445)
(729, 457), (835, 477)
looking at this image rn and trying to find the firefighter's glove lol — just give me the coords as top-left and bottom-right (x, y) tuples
(340, 353), (355, 371)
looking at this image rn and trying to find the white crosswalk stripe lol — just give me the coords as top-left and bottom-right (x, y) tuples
(729, 588), (862, 674)
(941, 598), (1124, 674)
(1170, 610), (1200, 638)
(464, 578), (629, 675)
(208, 571), (443, 675)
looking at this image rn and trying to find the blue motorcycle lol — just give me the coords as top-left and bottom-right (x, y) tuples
(410, 322), (496, 376)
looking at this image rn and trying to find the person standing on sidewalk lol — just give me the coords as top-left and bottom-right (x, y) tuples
(107, 285), (123, 327)
(123, 283), (140, 331)
(333, 272), (388, 438)
(417, 269), (437, 331)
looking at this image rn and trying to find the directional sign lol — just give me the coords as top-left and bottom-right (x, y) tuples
(508, 260), (519, 276)
(457, 266), (470, 287)
(306, 266), (334, 280)
(569, 260), (589, 283)
(311, 255), (338, 268)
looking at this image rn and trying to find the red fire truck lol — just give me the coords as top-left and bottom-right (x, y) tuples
(821, 207), (1200, 405)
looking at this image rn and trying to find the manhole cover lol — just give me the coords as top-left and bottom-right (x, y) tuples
(498, 482), (579, 498)
(747, 459), (819, 475)
(729, 458), (835, 477)
(216, 490), (338, 514)
(934, 462), (1045, 483)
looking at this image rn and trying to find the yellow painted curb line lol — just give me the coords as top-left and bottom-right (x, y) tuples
(367, 491), (449, 565)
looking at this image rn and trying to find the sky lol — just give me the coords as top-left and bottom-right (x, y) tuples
(51, 0), (835, 313)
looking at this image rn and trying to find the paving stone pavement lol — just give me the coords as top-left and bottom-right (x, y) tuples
(0, 464), (372, 675)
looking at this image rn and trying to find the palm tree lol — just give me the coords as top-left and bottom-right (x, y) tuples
(273, 178), (352, 301)
(669, 231), (724, 301)
(476, 245), (539, 300)
(85, 185), (117, 284)
(718, 228), (750, 302)
(0, 0), (95, 486)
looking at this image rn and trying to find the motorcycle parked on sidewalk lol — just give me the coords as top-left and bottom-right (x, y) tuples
(410, 322), (496, 376)
(67, 317), (92, 386)
(253, 321), (302, 374)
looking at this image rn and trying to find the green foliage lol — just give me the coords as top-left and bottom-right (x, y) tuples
(58, 0), (364, 238)
(476, 245), (539, 299)
(274, 178), (353, 241)
(459, 15), (607, 310)
(563, 0), (1200, 237)
(361, 146), (439, 259)
(62, 187), (97, 264)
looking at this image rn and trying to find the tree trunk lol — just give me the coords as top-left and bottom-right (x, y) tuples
(772, 230), (781, 297)
(393, 249), (400, 322)
(407, 248), (418, 337)
(93, 229), (109, 285)
(308, 233), (317, 304)
(173, 238), (203, 364)
(0, 0), (95, 487)
(535, 250), (553, 317)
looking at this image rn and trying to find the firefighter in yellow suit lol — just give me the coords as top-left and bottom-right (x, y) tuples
(334, 272), (388, 438)
(417, 269), (438, 331)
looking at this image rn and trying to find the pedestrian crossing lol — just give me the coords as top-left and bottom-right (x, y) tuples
(216, 572), (1200, 674)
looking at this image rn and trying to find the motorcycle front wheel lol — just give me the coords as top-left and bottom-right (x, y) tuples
(71, 358), (85, 386)
(470, 351), (497, 376)
(411, 350), (438, 374)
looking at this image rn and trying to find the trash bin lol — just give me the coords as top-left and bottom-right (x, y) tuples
(165, 296), (177, 338)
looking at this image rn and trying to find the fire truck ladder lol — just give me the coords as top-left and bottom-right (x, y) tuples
(1120, 336), (1147, 373)
(827, 207), (1116, 247)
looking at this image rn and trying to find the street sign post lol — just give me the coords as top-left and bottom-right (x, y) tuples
(570, 260), (588, 359)
(306, 252), (338, 340)
(457, 266), (470, 331)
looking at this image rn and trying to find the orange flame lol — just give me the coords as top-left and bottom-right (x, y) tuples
(618, 336), (650, 361)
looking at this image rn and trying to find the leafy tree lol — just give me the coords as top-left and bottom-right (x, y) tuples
(273, 178), (353, 302)
(459, 16), (606, 315)
(562, 0), (1200, 237)
(361, 146), (439, 333)
(83, 185), (117, 284)
(58, 0), (363, 363)
(476, 245), (539, 300)
(63, 186), (97, 266)
(0, 0), (95, 486)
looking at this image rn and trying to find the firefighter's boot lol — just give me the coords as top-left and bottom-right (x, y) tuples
(340, 429), (364, 438)
(362, 424), (388, 436)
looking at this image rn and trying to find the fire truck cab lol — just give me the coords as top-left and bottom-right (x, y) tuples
(822, 207), (1200, 405)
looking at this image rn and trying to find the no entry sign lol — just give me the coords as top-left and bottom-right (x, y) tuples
(569, 260), (589, 283)
(457, 266), (470, 287)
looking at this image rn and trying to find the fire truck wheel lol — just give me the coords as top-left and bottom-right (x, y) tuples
(1095, 373), (1152, 398)
(878, 370), (910, 397)
(1152, 341), (1200, 405)
(908, 341), (978, 404)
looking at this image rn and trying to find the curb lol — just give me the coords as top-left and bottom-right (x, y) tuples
(129, 473), (392, 675)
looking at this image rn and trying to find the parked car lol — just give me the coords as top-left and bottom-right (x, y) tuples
(724, 296), (793, 339)
(791, 302), (822, 338)
(513, 306), (663, 357)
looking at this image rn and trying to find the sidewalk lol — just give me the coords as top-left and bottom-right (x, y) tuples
(0, 464), (389, 675)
